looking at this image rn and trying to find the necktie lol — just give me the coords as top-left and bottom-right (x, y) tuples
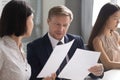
(57, 41), (63, 45)
(57, 41), (69, 62)
(56, 41), (69, 80)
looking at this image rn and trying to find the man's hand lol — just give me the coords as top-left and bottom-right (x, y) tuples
(43, 73), (56, 80)
(88, 63), (104, 76)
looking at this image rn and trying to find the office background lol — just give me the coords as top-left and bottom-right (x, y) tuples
(0, 0), (120, 44)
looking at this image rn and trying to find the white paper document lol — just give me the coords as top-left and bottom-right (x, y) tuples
(58, 49), (100, 80)
(37, 39), (75, 78)
(102, 69), (120, 80)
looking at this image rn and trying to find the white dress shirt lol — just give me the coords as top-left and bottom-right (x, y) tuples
(48, 33), (64, 49)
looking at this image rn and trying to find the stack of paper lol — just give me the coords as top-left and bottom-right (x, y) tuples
(37, 40), (100, 80)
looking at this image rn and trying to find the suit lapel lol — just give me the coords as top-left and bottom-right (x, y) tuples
(43, 33), (53, 57)
(64, 34), (69, 43)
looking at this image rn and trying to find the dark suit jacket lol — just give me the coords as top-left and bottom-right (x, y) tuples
(27, 33), (102, 80)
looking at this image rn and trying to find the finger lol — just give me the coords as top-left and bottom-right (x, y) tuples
(93, 69), (103, 76)
(51, 73), (56, 80)
(43, 76), (51, 80)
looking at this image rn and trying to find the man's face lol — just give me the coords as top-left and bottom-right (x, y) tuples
(48, 15), (71, 40)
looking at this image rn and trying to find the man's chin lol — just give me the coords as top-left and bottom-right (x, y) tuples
(56, 37), (63, 40)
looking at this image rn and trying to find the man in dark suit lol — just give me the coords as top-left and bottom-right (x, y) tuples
(27, 5), (103, 80)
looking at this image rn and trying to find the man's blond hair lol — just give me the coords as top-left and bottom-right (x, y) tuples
(48, 5), (73, 21)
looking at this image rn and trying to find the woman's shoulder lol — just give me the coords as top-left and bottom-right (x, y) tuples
(0, 37), (9, 53)
(0, 38), (4, 48)
(93, 36), (102, 45)
(0, 38), (5, 58)
(93, 36), (101, 42)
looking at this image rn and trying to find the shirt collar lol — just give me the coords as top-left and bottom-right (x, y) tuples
(48, 33), (64, 49)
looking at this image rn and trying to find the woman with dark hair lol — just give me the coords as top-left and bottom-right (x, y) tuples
(0, 0), (34, 80)
(88, 3), (120, 71)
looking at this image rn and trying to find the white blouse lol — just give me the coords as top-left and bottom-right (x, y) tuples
(0, 36), (31, 80)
